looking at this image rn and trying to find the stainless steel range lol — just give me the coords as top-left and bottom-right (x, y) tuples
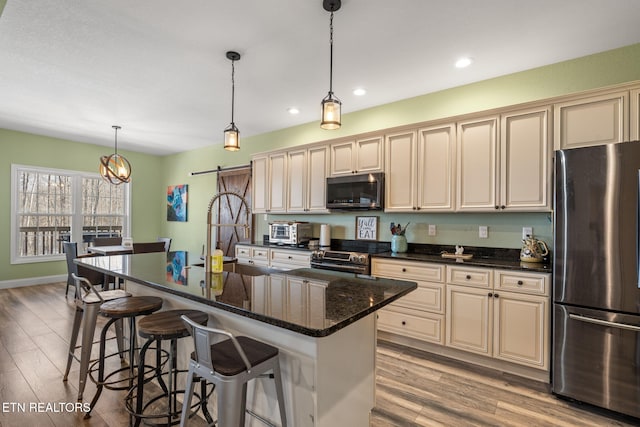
(310, 249), (372, 275)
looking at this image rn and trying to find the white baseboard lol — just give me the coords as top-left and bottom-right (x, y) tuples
(0, 274), (66, 289)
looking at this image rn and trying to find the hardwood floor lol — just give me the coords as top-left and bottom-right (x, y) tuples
(0, 282), (638, 427)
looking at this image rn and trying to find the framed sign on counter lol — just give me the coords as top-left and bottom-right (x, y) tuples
(356, 216), (378, 241)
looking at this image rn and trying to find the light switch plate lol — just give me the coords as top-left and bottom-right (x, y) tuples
(479, 226), (488, 238)
(428, 224), (437, 236)
(522, 227), (533, 239)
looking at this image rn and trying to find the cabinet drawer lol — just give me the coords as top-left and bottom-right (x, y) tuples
(270, 249), (311, 267)
(389, 282), (444, 314)
(372, 258), (444, 283)
(235, 245), (251, 260)
(495, 270), (550, 296)
(447, 265), (492, 288)
(377, 307), (444, 344)
(251, 248), (270, 266)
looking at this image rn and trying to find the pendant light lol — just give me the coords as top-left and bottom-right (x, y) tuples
(224, 51), (241, 151)
(320, 0), (341, 130)
(99, 125), (131, 184)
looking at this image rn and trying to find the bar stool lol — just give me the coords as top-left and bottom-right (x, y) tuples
(63, 274), (131, 401)
(180, 315), (287, 427)
(85, 295), (164, 418)
(126, 309), (211, 427)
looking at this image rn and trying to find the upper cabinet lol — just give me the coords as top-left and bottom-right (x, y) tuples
(456, 108), (551, 212)
(385, 125), (455, 212)
(500, 106), (552, 211)
(554, 90), (628, 150)
(631, 88), (640, 141)
(252, 152), (287, 214)
(253, 82), (640, 215)
(329, 136), (384, 176)
(287, 145), (329, 213)
(456, 116), (499, 211)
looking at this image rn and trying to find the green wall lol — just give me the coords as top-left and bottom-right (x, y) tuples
(3, 42), (640, 284)
(0, 129), (163, 282)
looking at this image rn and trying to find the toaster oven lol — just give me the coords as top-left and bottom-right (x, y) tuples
(269, 222), (313, 245)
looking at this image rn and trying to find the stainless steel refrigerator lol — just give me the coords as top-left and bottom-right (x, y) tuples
(553, 140), (640, 419)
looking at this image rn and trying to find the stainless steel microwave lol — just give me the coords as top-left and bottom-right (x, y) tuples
(326, 172), (384, 210)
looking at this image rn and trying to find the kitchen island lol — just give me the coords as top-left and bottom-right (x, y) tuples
(76, 251), (416, 427)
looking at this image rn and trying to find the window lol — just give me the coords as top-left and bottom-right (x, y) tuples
(11, 165), (130, 264)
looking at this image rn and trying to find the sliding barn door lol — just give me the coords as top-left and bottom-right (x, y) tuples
(215, 166), (252, 257)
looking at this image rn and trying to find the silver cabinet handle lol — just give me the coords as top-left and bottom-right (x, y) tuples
(569, 314), (640, 332)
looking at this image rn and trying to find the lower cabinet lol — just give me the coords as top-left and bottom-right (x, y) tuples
(234, 244), (311, 270)
(372, 258), (445, 345)
(373, 257), (551, 374)
(250, 274), (328, 329)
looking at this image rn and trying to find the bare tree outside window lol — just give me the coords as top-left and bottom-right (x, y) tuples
(13, 166), (129, 260)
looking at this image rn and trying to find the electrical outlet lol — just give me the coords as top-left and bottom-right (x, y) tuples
(479, 226), (488, 239)
(428, 224), (437, 236)
(522, 227), (533, 239)
(263, 214), (268, 220)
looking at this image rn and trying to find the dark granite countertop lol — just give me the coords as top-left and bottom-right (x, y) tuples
(75, 251), (417, 338)
(373, 244), (552, 273)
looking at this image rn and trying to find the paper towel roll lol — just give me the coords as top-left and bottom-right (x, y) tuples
(320, 224), (331, 247)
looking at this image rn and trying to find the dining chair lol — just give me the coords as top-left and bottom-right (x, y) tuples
(156, 237), (172, 252)
(133, 241), (167, 254)
(93, 236), (123, 246)
(62, 242), (104, 297)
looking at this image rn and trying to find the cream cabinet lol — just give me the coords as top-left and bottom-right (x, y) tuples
(456, 116), (499, 211)
(499, 107), (552, 211)
(445, 266), (550, 370)
(251, 152), (287, 213)
(372, 258), (445, 344)
(235, 245), (310, 270)
(269, 248), (312, 270)
(457, 108), (551, 212)
(554, 90), (628, 150)
(631, 88), (640, 141)
(287, 145), (329, 213)
(385, 125), (455, 212)
(235, 244), (269, 266)
(329, 135), (384, 176)
(251, 274), (327, 329)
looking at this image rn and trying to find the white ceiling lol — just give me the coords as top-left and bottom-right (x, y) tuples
(1, 0), (640, 156)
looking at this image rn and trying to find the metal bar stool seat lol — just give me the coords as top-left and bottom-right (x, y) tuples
(85, 295), (164, 418)
(63, 274), (131, 401)
(126, 309), (212, 427)
(180, 315), (287, 427)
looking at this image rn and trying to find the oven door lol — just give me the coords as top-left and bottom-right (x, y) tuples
(270, 224), (292, 244)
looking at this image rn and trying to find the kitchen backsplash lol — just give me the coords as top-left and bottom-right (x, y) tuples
(255, 211), (553, 249)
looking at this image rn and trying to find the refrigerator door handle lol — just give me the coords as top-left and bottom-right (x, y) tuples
(569, 313), (640, 332)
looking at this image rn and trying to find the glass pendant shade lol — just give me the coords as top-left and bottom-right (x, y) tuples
(320, 1), (342, 130)
(99, 125), (131, 185)
(99, 153), (132, 184)
(321, 93), (341, 130)
(224, 123), (240, 151)
(224, 51), (241, 151)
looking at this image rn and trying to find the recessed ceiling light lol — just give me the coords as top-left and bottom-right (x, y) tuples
(287, 107), (300, 115)
(353, 88), (367, 96)
(455, 57), (473, 68)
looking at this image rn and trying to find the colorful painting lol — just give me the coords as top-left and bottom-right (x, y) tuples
(167, 184), (187, 221)
(166, 251), (187, 285)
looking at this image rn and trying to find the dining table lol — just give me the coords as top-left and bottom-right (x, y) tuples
(87, 245), (133, 256)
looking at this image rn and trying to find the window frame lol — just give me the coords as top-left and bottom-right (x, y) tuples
(10, 164), (131, 264)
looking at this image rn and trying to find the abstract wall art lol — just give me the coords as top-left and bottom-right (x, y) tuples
(167, 184), (188, 222)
